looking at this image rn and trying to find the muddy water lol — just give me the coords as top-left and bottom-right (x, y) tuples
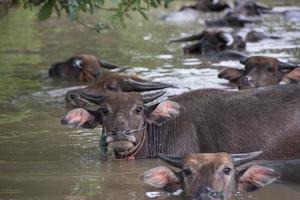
(0, 0), (300, 200)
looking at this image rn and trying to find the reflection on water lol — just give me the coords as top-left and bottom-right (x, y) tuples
(0, 0), (300, 200)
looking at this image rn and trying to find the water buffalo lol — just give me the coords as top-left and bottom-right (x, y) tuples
(234, 0), (272, 16)
(205, 11), (261, 27)
(61, 84), (300, 160)
(143, 152), (300, 200)
(179, 0), (230, 12)
(218, 56), (300, 89)
(245, 30), (280, 42)
(65, 73), (173, 107)
(170, 30), (245, 57)
(49, 54), (125, 83)
(142, 151), (282, 200)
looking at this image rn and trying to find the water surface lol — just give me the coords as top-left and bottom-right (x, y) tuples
(0, 1), (300, 199)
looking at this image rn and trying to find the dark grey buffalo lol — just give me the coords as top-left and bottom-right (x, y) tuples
(179, 0), (230, 12)
(205, 11), (261, 27)
(143, 151), (300, 200)
(234, 0), (272, 16)
(61, 84), (300, 160)
(218, 56), (300, 89)
(170, 30), (245, 58)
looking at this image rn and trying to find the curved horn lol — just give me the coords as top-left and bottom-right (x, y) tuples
(124, 78), (174, 92)
(78, 91), (106, 105)
(158, 153), (183, 168)
(219, 32), (234, 46)
(278, 61), (299, 70)
(231, 151), (263, 166)
(73, 59), (83, 69)
(240, 56), (248, 65)
(99, 59), (123, 70)
(142, 91), (166, 104)
(170, 32), (204, 43)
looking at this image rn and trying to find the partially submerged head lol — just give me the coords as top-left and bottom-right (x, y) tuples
(170, 30), (245, 55)
(142, 151), (279, 200)
(218, 56), (300, 89)
(61, 91), (181, 158)
(49, 54), (122, 83)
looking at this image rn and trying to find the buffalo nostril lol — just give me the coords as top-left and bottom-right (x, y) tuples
(111, 131), (117, 135)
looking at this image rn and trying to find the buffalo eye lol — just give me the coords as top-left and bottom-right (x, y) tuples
(223, 167), (232, 175)
(99, 107), (109, 115)
(267, 66), (274, 72)
(134, 107), (143, 114)
(182, 168), (192, 176)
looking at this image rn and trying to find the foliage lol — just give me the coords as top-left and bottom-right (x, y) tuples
(20, 0), (174, 32)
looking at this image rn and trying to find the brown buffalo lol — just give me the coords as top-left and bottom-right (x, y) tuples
(49, 54), (125, 83)
(142, 151), (282, 200)
(179, 0), (230, 12)
(64, 73), (173, 107)
(218, 56), (300, 89)
(61, 84), (300, 160)
(245, 30), (280, 42)
(170, 30), (245, 57)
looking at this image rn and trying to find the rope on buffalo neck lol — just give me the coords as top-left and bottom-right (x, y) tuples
(99, 128), (107, 159)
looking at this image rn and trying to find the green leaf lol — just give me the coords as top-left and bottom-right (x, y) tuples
(38, 0), (55, 21)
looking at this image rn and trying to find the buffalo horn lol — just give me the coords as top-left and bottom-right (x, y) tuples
(278, 61), (299, 70)
(142, 91), (166, 104)
(219, 32), (234, 46)
(125, 78), (173, 92)
(78, 91), (106, 105)
(99, 59), (124, 70)
(158, 153), (183, 168)
(170, 32), (204, 43)
(73, 59), (83, 69)
(231, 151), (263, 166)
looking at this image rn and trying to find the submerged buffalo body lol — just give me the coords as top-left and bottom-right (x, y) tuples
(218, 56), (300, 89)
(62, 84), (300, 159)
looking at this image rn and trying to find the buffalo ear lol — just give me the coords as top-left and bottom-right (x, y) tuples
(146, 100), (181, 125)
(141, 166), (180, 188)
(218, 68), (244, 83)
(238, 165), (280, 192)
(281, 68), (300, 84)
(61, 108), (102, 129)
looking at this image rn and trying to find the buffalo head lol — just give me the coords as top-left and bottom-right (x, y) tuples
(49, 54), (123, 83)
(61, 91), (181, 159)
(245, 30), (280, 42)
(64, 74), (174, 108)
(218, 56), (300, 89)
(142, 151), (279, 200)
(180, 0), (230, 12)
(205, 11), (261, 27)
(234, 0), (272, 16)
(170, 30), (245, 55)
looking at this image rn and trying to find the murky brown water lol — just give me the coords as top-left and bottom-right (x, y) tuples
(0, 0), (300, 200)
